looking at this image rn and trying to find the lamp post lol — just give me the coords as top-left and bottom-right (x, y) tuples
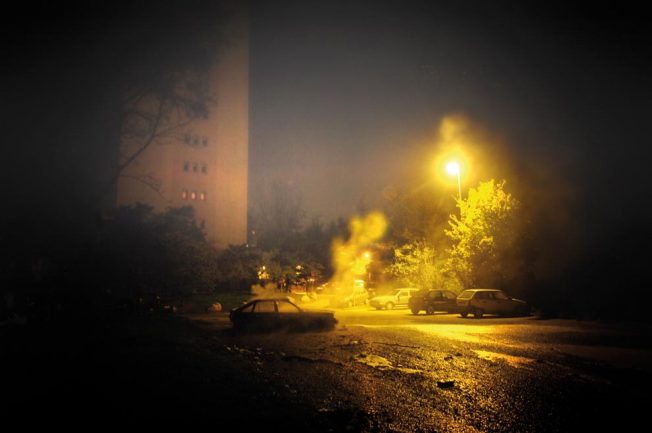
(445, 161), (462, 200)
(362, 251), (372, 286)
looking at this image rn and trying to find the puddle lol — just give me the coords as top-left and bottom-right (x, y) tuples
(353, 353), (424, 374)
(473, 350), (536, 368)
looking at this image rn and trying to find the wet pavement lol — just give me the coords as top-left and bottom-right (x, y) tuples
(4, 307), (650, 430)
(191, 307), (652, 431)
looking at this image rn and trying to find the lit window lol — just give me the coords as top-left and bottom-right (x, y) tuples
(183, 162), (189, 172)
(190, 191), (197, 200)
(201, 164), (207, 174)
(181, 190), (188, 200)
(199, 192), (206, 201)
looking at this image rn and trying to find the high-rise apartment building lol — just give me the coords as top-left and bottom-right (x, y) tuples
(117, 10), (248, 249)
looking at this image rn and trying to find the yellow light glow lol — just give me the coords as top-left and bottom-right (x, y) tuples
(445, 161), (461, 176)
(330, 212), (386, 290)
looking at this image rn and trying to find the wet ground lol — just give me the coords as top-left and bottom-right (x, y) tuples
(3, 306), (651, 431)
(190, 306), (652, 431)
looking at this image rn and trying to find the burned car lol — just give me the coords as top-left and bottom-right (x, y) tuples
(230, 298), (337, 332)
(457, 289), (530, 318)
(408, 289), (459, 315)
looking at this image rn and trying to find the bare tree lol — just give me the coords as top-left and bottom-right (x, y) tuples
(93, 0), (233, 204)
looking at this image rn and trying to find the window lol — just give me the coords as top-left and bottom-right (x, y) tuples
(239, 303), (254, 313)
(458, 290), (474, 299)
(193, 135), (199, 146)
(190, 191), (196, 200)
(443, 291), (457, 300)
(202, 136), (208, 146)
(193, 163), (198, 172)
(181, 190), (188, 200)
(494, 291), (509, 300)
(253, 301), (276, 313)
(276, 301), (300, 313)
(183, 162), (189, 172)
(199, 192), (206, 201)
(183, 134), (190, 144)
(201, 164), (207, 174)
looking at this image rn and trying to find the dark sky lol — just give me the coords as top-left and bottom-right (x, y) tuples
(2, 0), (650, 243)
(249, 1), (651, 231)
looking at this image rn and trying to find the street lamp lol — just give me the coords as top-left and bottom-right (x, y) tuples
(445, 161), (462, 200)
(362, 251), (372, 285)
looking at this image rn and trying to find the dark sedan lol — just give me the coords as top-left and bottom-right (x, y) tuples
(408, 289), (459, 315)
(230, 298), (337, 332)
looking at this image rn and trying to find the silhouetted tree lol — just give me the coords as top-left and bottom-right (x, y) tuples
(86, 204), (220, 299)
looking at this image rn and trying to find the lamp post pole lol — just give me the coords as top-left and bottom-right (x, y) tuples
(445, 161), (462, 200)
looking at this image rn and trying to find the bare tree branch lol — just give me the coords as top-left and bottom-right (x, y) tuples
(120, 173), (166, 200)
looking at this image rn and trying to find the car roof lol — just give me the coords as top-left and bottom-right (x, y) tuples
(463, 288), (502, 292)
(249, 298), (294, 302)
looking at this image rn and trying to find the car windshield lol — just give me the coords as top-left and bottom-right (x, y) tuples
(458, 290), (475, 299)
(239, 303), (254, 313)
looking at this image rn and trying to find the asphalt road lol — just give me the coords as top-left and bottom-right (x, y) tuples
(191, 305), (652, 432)
(4, 306), (651, 431)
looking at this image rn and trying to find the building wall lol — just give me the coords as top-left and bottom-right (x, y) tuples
(117, 12), (248, 249)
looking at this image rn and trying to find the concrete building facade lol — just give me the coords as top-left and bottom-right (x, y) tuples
(117, 12), (248, 249)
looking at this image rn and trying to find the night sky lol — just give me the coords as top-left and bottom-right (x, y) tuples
(249, 0), (651, 233)
(2, 0), (650, 247)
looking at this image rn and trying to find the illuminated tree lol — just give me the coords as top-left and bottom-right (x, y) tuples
(386, 241), (461, 291)
(445, 179), (520, 288)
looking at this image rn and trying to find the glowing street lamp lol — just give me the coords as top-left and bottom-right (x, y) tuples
(445, 161), (462, 200)
(362, 251), (372, 284)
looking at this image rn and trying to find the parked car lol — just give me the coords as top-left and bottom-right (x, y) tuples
(408, 289), (459, 315)
(230, 298), (337, 332)
(329, 287), (369, 308)
(456, 289), (529, 318)
(370, 288), (418, 310)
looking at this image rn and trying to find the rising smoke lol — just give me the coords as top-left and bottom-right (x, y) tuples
(329, 212), (387, 290)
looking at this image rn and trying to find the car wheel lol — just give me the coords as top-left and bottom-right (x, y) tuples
(426, 306), (434, 315)
(411, 308), (419, 315)
(460, 311), (468, 318)
(473, 308), (484, 319)
(386, 302), (395, 310)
